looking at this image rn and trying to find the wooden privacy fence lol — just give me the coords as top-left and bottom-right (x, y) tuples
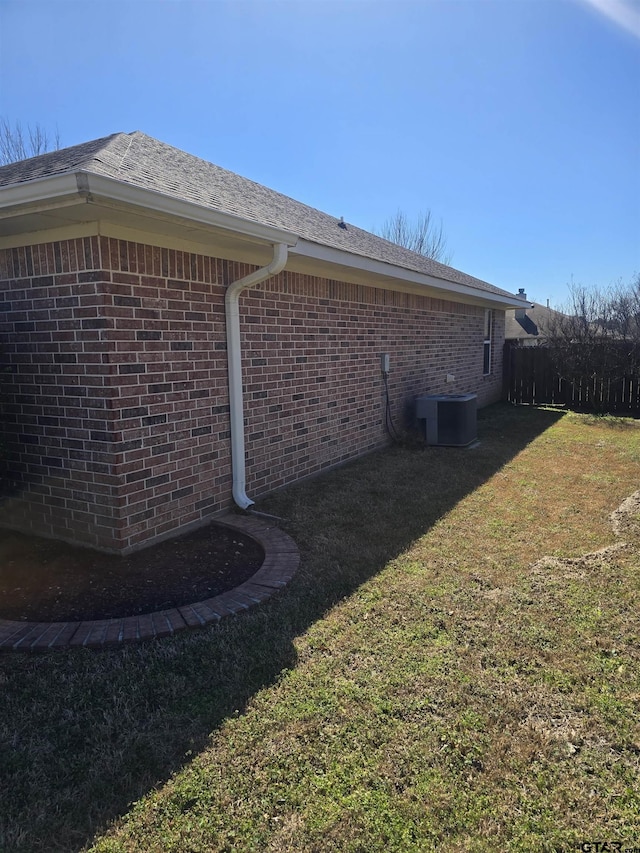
(503, 343), (640, 413)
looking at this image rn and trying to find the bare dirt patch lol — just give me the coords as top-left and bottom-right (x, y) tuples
(0, 522), (264, 623)
(531, 490), (640, 575)
(610, 489), (640, 541)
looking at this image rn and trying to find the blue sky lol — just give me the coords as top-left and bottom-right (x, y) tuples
(0, 0), (638, 308)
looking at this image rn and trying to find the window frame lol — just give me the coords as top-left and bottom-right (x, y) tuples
(483, 309), (493, 376)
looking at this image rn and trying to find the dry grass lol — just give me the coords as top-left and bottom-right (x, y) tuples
(1, 404), (639, 852)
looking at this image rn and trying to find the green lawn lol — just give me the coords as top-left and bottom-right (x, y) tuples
(1, 405), (639, 852)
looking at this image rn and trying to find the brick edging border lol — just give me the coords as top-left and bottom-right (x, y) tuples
(0, 515), (300, 652)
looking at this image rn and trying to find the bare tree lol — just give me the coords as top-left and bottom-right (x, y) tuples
(0, 118), (60, 165)
(610, 273), (640, 342)
(544, 276), (640, 410)
(375, 209), (453, 265)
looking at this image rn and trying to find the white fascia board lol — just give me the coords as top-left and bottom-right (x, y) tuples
(1, 172), (524, 309)
(0, 171), (299, 248)
(80, 173), (299, 248)
(291, 239), (526, 309)
(0, 174), (80, 210)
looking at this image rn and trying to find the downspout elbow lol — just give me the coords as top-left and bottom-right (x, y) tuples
(226, 242), (289, 302)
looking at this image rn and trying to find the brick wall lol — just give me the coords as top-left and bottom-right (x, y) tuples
(240, 277), (504, 497)
(0, 236), (504, 552)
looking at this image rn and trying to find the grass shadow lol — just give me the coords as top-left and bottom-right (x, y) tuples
(0, 404), (564, 852)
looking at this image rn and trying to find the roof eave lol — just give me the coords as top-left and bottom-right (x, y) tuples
(0, 173), (81, 210)
(290, 239), (526, 309)
(1, 171), (524, 307)
(0, 171), (299, 248)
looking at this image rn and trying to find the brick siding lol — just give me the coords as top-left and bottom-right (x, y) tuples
(0, 237), (504, 552)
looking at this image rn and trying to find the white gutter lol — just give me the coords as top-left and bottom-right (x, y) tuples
(79, 173), (298, 246)
(0, 174), (80, 210)
(0, 171), (297, 247)
(0, 172), (522, 308)
(225, 242), (290, 510)
(290, 239), (527, 309)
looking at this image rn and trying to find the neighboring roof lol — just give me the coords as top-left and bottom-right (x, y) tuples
(505, 301), (561, 340)
(0, 131), (522, 304)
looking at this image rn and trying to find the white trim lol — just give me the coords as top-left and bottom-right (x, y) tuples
(80, 173), (299, 247)
(0, 171), (299, 248)
(290, 239), (525, 309)
(483, 309), (493, 375)
(0, 221), (284, 269)
(0, 222), (100, 249)
(0, 174), (79, 209)
(0, 171), (525, 308)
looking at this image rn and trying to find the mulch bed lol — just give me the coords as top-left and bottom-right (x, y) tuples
(0, 522), (264, 623)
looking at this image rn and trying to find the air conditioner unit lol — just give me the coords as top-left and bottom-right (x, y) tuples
(415, 393), (477, 447)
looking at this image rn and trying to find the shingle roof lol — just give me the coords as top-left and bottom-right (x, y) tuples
(0, 131), (513, 299)
(505, 302), (561, 340)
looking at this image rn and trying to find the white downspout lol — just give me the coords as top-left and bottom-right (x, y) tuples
(225, 243), (289, 509)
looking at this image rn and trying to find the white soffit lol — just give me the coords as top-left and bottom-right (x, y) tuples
(289, 239), (524, 309)
(0, 172), (298, 250)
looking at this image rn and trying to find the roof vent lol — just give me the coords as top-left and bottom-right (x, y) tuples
(338, 217), (347, 230)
